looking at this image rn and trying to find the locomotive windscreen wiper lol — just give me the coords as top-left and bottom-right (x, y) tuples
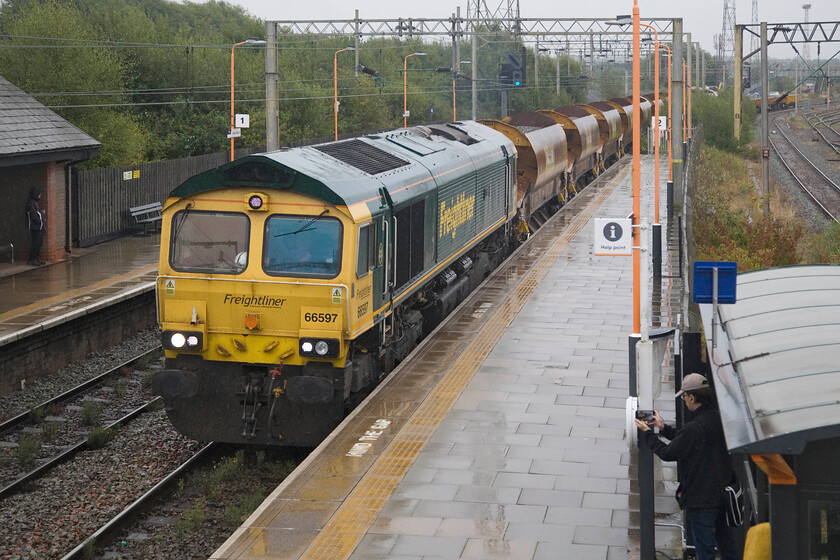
(274, 209), (328, 238)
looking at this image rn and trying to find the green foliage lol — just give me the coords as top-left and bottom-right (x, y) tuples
(226, 491), (267, 525)
(17, 434), (41, 470)
(804, 222), (840, 264)
(79, 401), (103, 426)
(693, 145), (806, 271)
(87, 427), (116, 449)
(42, 422), (59, 442)
(175, 496), (206, 540)
(0, 1), (596, 166)
(691, 89), (756, 153)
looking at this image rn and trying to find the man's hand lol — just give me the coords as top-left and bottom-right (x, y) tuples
(634, 418), (651, 432)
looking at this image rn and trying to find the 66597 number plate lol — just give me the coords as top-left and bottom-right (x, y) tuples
(300, 307), (341, 326)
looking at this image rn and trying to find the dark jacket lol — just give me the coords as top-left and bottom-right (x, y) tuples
(642, 406), (734, 510)
(26, 187), (45, 231)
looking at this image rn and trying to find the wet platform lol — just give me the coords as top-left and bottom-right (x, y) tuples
(211, 154), (684, 560)
(0, 234), (160, 346)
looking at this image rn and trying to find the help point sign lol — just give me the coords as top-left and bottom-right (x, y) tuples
(594, 218), (632, 256)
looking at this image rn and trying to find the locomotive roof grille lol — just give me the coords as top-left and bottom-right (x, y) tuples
(314, 139), (409, 175)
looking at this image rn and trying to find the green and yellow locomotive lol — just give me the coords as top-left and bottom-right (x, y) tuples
(153, 122), (517, 445)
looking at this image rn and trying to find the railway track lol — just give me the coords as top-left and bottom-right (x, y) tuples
(0, 348), (163, 491)
(61, 442), (215, 560)
(0, 337), (308, 560)
(770, 115), (840, 223)
(803, 106), (840, 155)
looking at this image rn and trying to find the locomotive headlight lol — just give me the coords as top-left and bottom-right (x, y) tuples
(162, 330), (204, 351)
(299, 338), (340, 358)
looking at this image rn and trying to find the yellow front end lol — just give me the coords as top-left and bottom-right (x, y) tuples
(153, 187), (376, 445)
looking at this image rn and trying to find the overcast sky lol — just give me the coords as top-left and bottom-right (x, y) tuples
(209, 0), (834, 56)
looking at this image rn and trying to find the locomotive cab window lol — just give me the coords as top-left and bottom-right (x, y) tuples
(169, 210), (249, 274)
(263, 214), (342, 278)
(356, 223), (377, 278)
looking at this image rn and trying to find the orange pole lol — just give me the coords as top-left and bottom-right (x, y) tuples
(632, 1), (640, 336)
(230, 40), (247, 162)
(661, 46), (673, 183)
(453, 77), (457, 121)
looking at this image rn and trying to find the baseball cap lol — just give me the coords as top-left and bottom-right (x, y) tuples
(675, 373), (709, 397)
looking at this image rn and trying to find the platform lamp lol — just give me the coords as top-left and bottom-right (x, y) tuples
(610, 7), (657, 559)
(659, 44), (674, 223)
(334, 46), (356, 141)
(231, 38), (266, 162)
(403, 52), (426, 128)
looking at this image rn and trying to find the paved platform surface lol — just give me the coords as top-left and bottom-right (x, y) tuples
(0, 234), (159, 344)
(211, 154), (685, 560)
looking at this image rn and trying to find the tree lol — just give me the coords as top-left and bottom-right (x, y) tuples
(0, 0), (146, 167)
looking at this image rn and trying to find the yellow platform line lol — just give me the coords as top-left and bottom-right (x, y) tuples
(0, 264), (157, 323)
(300, 168), (627, 560)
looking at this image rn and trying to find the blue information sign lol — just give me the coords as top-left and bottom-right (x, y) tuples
(693, 261), (737, 304)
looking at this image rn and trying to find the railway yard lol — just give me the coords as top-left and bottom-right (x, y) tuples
(0, 104), (838, 559)
(768, 104), (840, 227)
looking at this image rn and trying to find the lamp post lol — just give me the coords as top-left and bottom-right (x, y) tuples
(334, 46), (356, 141)
(231, 38), (266, 162)
(659, 44), (674, 223)
(404, 52), (426, 128)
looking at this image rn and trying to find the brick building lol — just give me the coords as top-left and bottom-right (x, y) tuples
(0, 75), (100, 264)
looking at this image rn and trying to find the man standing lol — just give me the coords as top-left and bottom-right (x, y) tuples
(634, 373), (739, 560)
(25, 187), (46, 266)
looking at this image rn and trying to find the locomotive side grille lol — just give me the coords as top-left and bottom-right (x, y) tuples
(314, 139), (409, 175)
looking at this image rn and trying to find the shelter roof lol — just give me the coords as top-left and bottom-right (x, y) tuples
(700, 265), (840, 454)
(0, 75), (100, 166)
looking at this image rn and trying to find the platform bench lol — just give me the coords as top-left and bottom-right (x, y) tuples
(129, 202), (162, 235)
(0, 242), (13, 263)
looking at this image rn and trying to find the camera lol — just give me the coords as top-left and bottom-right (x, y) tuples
(635, 410), (656, 421)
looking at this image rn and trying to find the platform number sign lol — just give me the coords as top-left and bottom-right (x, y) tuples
(594, 218), (632, 256)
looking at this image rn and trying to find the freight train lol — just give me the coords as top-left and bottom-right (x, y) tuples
(152, 95), (655, 446)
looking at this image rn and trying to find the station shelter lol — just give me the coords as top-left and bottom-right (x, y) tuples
(699, 265), (840, 559)
(0, 75), (100, 264)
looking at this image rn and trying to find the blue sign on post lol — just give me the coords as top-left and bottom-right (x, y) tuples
(693, 261), (737, 304)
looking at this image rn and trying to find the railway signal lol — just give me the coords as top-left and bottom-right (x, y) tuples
(499, 52), (525, 88)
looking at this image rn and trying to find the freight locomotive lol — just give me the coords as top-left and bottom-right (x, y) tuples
(152, 96), (655, 446)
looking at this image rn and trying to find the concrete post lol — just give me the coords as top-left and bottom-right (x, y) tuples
(265, 21), (279, 152)
(760, 22), (771, 216)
